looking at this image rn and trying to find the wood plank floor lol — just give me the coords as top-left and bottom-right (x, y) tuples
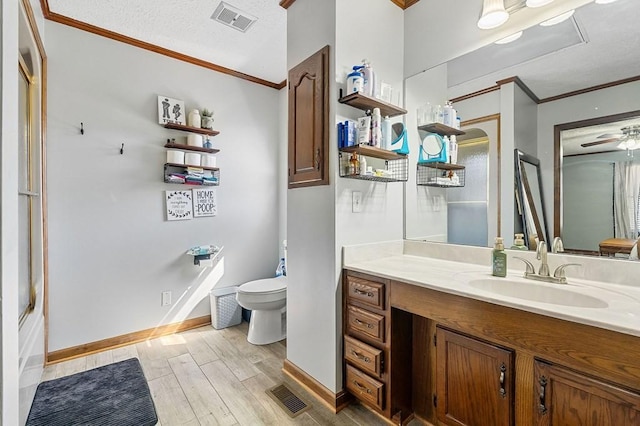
(41, 322), (396, 425)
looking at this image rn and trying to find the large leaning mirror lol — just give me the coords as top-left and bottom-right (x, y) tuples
(404, 0), (640, 262)
(515, 149), (549, 249)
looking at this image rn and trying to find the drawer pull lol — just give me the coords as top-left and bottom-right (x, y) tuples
(354, 288), (374, 297)
(499, 363), (507, 398)
(354, 318), (373, 328)
(353, 380), (372, 394)
(351, 350), (371, 363)
(538, 376), (548, 415)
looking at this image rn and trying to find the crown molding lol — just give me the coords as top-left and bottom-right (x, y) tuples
(40, 0), (282, 89)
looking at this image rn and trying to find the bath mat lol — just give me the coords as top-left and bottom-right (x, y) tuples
(26, 358), (157, 426)
(266, 383), (310, 418)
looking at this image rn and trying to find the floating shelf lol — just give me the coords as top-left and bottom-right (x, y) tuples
(164, 122), (220, 136)
(417, 162), (465, 187)
(340, 144), (406, 160)
(418, 123), (465, 137)
(164, 142), (219, 154)
(338, 92), (407, 117)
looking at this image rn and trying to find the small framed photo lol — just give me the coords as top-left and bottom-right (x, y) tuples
(158, 95), (185, 125)
(165, 190), (193, 221)
(192, 188), (217, 217)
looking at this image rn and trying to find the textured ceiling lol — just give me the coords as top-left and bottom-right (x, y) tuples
(47, 0), (287, 84)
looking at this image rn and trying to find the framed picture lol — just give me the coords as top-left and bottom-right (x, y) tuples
(165, 190), (193, 221)
(158, 95), (185, 125)
(192, 188), (217, 217)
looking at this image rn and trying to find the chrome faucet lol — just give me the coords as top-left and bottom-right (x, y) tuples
(552, 237), (564, 254)
(536, 241), (550, 277)
(514, 242), (581, 285)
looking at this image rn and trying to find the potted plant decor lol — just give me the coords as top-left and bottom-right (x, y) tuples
(201, 108), (214, 130)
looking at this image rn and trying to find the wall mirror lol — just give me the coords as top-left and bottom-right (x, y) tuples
(515, 149), (549, 250)
(403, 0), (640, 263)
(555, 111), (640, 259)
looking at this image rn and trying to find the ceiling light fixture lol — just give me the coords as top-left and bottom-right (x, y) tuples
(478, 0), (509, 29)
(595, 0), (618, 4)
(539, 9), (575, 26)
(526, 0), (554, 7)
(495, 31), (523, 44)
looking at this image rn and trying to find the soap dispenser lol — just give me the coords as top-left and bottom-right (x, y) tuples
(492, 237), (507, 277)
(510, 233), (528, 250)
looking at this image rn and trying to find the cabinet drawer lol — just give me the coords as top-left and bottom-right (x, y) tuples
(346, 364), (385, 410)
(347, 276), (385, 310)
(347, 305), (385, 344)
(344, 335), (383, 377)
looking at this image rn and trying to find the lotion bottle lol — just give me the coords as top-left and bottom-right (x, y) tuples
(371, 108), (382, 148)
(492, 237), (507, 277)
(361, 60), (375, 97)
(382, 116), (392, 150)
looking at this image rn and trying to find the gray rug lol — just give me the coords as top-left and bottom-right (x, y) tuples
(26, 358), (157, 426)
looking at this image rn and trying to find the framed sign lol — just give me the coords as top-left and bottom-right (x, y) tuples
(193, 188), (217, 217)
(165, 190), (193, 221)
(158, 95), (185, 125)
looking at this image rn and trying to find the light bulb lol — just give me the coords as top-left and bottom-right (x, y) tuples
(478, 0), (509, 30)
(540, 9), (575, 26)
(526, 0), (554, 7)
(617, 140), (629, 150)
(495, 31), (523, 44)
(626, 138), (637, 149)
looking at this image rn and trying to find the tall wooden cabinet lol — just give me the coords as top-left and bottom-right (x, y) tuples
(287, 45), (329, 188)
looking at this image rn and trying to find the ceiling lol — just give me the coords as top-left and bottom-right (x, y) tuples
(46, 0), (287, 85)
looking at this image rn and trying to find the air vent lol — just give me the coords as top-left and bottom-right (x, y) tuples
(211, 1), (258, 33)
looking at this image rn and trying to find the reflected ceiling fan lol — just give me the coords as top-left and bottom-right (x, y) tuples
(581, 125), (640, 150)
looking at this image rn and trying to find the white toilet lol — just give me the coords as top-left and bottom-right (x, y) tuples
(236, 242), (288, 345)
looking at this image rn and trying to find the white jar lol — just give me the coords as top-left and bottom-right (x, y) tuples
(187, 134), (203, 147)
(188, 110), (201, 128)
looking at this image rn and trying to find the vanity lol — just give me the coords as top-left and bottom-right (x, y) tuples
(342, 241), (640, 425)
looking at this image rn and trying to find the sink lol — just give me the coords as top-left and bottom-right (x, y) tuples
(468, 278), (609, 308)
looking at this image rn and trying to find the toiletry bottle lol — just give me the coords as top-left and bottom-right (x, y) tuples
(347, 66), (364, 94)
(492, 237), (507, 277)
(371, 108), (382, 148)
(359, 155), (367, 175)
(382, 116), (392, 150)
(449, 135), (458, 164)
(442, 102), (454, 127)
(361, 60), (375, 97)
(349, 153), (359, 176)
(510, 233), (528, 250)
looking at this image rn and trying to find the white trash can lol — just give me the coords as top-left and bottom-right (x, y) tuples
(210, 286), (242, 330)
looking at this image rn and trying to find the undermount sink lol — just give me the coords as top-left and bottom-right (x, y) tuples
(468, 278), (609, 309)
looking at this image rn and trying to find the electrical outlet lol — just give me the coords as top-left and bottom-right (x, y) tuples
(352, 191), (363, 213)
(161, 291), (172, 306)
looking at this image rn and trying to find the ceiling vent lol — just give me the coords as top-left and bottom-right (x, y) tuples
(211, 1), (258, 33)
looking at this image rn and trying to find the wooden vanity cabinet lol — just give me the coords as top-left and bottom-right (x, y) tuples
(436, 327), (514, 426)
(342, 270), (413, 424)
(534, 360), (640, 425)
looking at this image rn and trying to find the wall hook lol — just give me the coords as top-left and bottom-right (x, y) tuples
(80, 122), (84, 135)
(120, 143), (125, 155)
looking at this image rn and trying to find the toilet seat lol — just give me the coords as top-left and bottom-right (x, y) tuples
(237, 277), (287, 295)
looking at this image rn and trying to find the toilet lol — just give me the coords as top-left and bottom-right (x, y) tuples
(236, 276), (287, 345)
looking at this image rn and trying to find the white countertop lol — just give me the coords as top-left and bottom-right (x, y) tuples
(344, 248), (640, 339)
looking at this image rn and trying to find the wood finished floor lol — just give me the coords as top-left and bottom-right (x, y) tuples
(41, 322), (395, 426)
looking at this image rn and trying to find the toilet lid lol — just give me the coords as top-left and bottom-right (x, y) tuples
(238, 277), (287, 294)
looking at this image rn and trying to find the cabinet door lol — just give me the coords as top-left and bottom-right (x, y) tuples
(436, 327), (513, 426)
(287, 45), (329, 188)
(534, 360), (640, 426)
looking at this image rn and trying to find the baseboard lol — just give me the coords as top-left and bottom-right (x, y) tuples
(282, 359), (352, 413)
(46, 316), (211, 364)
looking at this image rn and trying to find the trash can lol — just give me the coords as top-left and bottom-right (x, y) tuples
(210, 286), (242, 330)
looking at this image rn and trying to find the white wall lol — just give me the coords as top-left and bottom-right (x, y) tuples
(1, 0), (22, 422)
(285, 0), (338, 392)
(537, 80), (640, 236)
(46, 22), (281, 352)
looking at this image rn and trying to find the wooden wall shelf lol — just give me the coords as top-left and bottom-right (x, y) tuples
(164, 122), (219, 136)
(165, 162), (219, 172)
(164, 142), (219, 154)
(340, 144), (406, 160)
(418, 123), (465, 137)
(339, 92), (407, 118)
